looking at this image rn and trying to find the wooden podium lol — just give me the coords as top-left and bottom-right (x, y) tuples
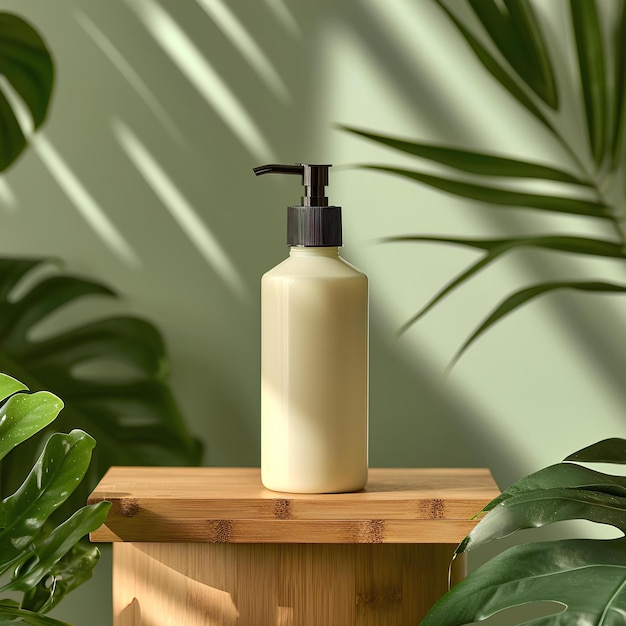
(89, 467), (498, 626)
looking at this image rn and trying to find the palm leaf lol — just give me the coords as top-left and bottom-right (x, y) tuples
(469, 0), (558, 108)
(450, 281), (626, 368)
(0, 258), (202, 509)
(610, 1), (626, 169)
(571, 0), (607, 166)
(342, 127), (586, 184)
(504, 0), (559, 108)
(385, 235), (625, 258)
(343, 4), (626, 372)
(365, 165), (608, 216)
(0, 13), (53, 170)
(386, 235), (624, 333)
(434, 0), (555, 131)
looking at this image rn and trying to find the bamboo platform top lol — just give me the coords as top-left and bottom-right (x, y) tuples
(89, 467), (499, 544)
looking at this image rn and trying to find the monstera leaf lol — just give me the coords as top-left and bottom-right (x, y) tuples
(0, 15), (201, 507)
(0, 373), (111, 626)
(342, 0), (626, 367)
(0, 12), (54, 170)
(421, 438), (626, 625)
(0, 258), (202, 510)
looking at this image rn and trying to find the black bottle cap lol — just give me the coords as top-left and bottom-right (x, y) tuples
(253, 163), (342, 247)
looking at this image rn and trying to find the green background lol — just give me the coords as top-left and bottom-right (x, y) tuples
(1, 1), (624, 624)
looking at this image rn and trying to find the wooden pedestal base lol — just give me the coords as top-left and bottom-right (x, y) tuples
(90, 468), (498, 626)
(113, 542), (462, 626)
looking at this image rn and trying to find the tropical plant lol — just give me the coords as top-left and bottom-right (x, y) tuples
(342, 0), (626, 368)
(0, 13), (52, 172)
(0, 372), (110, 626)
(421, 437), (626, 625)
(0, 13), (202, 510)
(0, 257), (203, 511)
(340, 2), (626, 622)
(0, 14), (199, 624)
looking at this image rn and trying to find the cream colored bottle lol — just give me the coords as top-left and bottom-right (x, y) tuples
(254, 164), (368, 493)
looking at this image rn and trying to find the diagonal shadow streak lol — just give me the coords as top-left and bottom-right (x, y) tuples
(74, 10), (187, 146)
(123, 0), (274, 162)
(195, 0), (291, 105)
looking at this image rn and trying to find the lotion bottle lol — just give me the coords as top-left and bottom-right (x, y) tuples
(254, 163), (368, 493)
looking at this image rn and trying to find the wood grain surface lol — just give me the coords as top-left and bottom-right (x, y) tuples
(113, 542), (463, 626)
(95, 468), (494, 624)
(90, 467), (499, 544)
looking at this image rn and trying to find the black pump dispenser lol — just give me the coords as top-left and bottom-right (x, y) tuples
(253, 163), (342, 247)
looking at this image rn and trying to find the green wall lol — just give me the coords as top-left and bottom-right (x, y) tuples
(1, 1), (624, 624)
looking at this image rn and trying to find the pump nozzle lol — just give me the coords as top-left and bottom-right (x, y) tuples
(253, 163), (331, 207)
(254, 162), (341, 247)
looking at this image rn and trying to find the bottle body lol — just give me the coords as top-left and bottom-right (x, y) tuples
(261, 247), (368, 493)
